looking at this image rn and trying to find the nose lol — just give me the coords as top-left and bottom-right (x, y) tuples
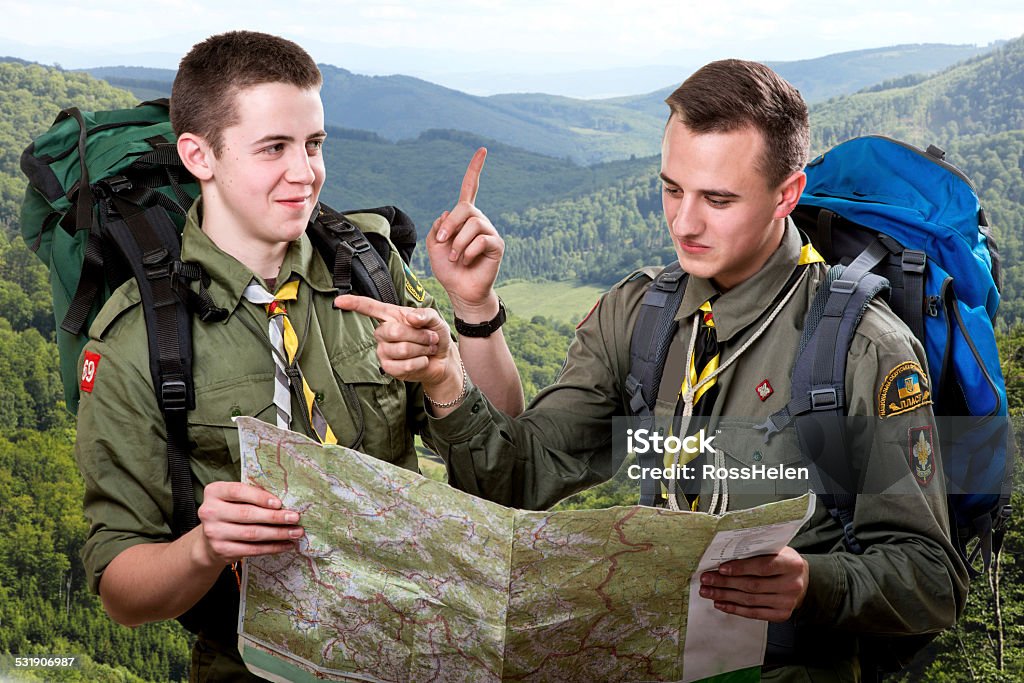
(668, 195), (702, 237)
(285, 148), (317, 185)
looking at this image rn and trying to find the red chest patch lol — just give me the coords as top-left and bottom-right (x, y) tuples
(81, 351), (101, 393)
(755, 379), (774, 401)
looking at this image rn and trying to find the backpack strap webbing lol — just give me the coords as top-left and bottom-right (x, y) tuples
(103, 195), (200, 536)
(307, 204), (399, 305)
(56, 106), (102, 336)
(811, 209), (926, 342)
(624, 263), (687, 507)
(757, 263), (890, 554)
(345, 205), (418, 265)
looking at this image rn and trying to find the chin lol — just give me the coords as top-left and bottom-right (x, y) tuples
(674, 254), (715, 280)
(274, 221), (308, 243)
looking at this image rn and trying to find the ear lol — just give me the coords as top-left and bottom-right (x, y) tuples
(773, 170), (807, 219)
(177, 133), (215, 181)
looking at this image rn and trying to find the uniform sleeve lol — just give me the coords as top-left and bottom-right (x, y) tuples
(383, 249), (437, 438)
(797, 302), (969, 636)
(74, 318), (174, 594)
(424, 281), (646, 510)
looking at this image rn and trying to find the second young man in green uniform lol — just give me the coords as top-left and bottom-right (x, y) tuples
(348, 59), (970, 680)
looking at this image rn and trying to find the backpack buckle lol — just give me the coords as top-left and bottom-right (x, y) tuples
(655, 270), (684, 292)
(160, 379), (188, 412)
(829, 279), (857, 294)
(810, 388), (839, 411)
(340, 233), (372, 255)
(105, 175), (133, 194)
(142, 248), (171, 280)
(902, 250), (926, 274)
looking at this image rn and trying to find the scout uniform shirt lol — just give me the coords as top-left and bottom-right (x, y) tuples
(427, 220), (968, 680)
(74, 202), (430, 636)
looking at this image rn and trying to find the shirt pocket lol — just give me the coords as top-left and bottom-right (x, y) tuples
(187, 375), (276, 478)
(330, 346), (409, 462)
(712, 418), (811, 509)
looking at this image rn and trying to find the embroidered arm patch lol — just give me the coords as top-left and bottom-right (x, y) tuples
(908, 425), (936, 486)
(878, 361), (932, 418)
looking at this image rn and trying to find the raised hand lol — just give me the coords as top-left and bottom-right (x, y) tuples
(429, 147), (505, 315)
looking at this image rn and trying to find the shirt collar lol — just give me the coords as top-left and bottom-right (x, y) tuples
(677, 217), (805, 342)
(179, 199), (336, 319)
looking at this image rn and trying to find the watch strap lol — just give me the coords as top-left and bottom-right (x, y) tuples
(454, 298), (507, 338)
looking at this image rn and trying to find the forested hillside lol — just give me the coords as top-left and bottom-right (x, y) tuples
(317, 127), (655, 242)
(0, 63), (136, 224)
(0, 64), (192, 675)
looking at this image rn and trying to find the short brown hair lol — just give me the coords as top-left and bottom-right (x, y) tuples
(664, 59), (809, 188)
(170, 31), (322, 155)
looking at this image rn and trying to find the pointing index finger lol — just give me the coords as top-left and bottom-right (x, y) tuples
(334, 294), (403, 323)
(458, 147), (487, 205)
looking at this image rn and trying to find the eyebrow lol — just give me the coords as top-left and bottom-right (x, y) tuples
(251, 130), (328, 146)
(659, 172), (740, 199)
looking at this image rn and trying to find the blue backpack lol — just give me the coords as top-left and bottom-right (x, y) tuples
(789, 135), (1012, 575)
(627, 135), (1012, 578)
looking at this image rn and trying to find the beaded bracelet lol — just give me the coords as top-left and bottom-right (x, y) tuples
(423, 359), (468, 410)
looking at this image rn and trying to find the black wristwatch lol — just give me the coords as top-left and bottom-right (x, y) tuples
(454, 299), (507, 338)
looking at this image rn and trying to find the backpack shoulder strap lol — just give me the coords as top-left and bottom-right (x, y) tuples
(307, 204), (401, 305)
(100, 198), (202, 536)
(757, 263), (890, 553)
(624, 262), (688, 507)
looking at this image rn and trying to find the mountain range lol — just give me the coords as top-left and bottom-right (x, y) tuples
(71, 42), (998, 165)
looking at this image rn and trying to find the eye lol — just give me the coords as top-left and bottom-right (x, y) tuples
(662, 185), (681, 196)
(262, 143), (284, 155)
(306, 139), (325, 155)
(706, 197), (731, 208)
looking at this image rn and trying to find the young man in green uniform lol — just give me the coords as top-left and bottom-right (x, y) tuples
(346, 59), (970, 679)
(73, 31), (520, 681)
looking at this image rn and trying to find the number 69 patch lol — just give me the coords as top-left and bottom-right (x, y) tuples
(81, 351), (101, 393)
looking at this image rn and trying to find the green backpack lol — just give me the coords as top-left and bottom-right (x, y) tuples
(21, 100), (195, 413)
(20, 99), (417, 536)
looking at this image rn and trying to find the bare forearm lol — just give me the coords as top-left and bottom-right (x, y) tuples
(98, 526), (224, 626)
(459, 333), (524, 415)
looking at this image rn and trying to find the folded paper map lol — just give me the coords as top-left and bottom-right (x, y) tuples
(235, 417), (814, 683)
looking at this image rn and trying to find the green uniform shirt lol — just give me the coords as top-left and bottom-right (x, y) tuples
(74, 202), (430, 675)
(427, 221), (969, 680)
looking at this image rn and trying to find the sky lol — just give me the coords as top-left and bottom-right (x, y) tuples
(0, 0), (1021, 97)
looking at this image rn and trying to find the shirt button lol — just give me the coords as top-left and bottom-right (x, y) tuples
(752, 451), (763, 461)
(230, 405), (242, 418)
(315, 391), (325, 403)
(471, 402), (482, 414)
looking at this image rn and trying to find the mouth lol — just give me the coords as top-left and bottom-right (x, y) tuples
(678, 240), (711, 254)
(276, 196), (312, 210)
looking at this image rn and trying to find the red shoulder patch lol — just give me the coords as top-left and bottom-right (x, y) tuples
(577, 300), (600, 329)
(81, 351), (101, 393)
